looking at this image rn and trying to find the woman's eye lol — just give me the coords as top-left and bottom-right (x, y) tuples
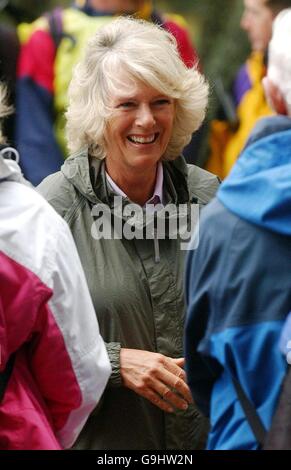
(154, 99), (171, 106)
(118, 102), (135, 108)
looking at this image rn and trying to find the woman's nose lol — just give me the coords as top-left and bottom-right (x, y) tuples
(136, 104), (156, 127)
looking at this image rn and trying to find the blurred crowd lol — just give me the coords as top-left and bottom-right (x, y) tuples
(1, 0), (291, 452)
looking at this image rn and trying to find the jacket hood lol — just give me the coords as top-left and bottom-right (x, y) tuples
(61, 150), (191, 207)
(0, 152), (31, 187)
(0, 155), (19, 182)
(61, 150), (99, 204)
(218, 116), (291, 236)
(61, 151), (194, 262)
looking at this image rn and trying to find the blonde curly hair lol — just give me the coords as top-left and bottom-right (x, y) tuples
(66, 16), (208, 160)
(0, 84), (12, 144)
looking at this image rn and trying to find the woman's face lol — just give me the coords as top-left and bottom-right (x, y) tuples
(104, 73), (175, 175)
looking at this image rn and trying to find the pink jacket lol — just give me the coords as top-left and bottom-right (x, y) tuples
(0, 156), (111, 449)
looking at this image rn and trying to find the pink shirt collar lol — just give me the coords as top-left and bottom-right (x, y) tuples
(105, 162), (164, 206)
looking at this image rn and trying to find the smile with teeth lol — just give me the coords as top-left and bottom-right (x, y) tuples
(127, 133), (159, 144)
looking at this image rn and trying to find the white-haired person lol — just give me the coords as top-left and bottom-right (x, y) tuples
(38, 17), (219, 450)
(15, 0), (198, 186)
(185, 8), (291, 450)
(0, 85), (111, 450)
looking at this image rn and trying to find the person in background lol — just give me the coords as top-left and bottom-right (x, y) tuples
(206, 0), (291, 179)
(185, 8), (291, 450)
(38, 17), (219, 450)
(15, 0), (198, 186)
(0, 84), (111, 449)
(111, 0), (198, 67)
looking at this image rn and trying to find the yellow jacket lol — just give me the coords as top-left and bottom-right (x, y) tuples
(206, 52), (273, 179)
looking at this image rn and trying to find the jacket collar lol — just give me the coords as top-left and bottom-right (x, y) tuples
(61, 149), (190, 207)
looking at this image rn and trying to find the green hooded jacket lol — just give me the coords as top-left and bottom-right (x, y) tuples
(38, 151), (219, 450)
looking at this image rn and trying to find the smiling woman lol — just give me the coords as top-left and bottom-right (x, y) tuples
(66, 17), (206, 161)
(104, 75), (175, 204)
(38, 17), (220, 450)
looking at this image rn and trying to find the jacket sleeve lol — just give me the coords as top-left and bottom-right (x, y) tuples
(30, 216), (111, 448)
(105, 342), (122, 387)
(15, 29), (63, 186)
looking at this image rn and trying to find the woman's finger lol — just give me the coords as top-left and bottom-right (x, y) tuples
(159, 386), (189, 411)
(156, 361), (193, 404)
(173, 357), (185, 368)
(144, 388), (174, 413)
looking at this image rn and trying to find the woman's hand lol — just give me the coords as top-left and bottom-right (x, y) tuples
(120, 348), (193, 413)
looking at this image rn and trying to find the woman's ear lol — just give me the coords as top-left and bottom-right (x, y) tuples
(262, 76), (288, 115)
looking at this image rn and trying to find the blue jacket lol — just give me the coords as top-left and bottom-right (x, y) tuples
(185, 115), (291, 450)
